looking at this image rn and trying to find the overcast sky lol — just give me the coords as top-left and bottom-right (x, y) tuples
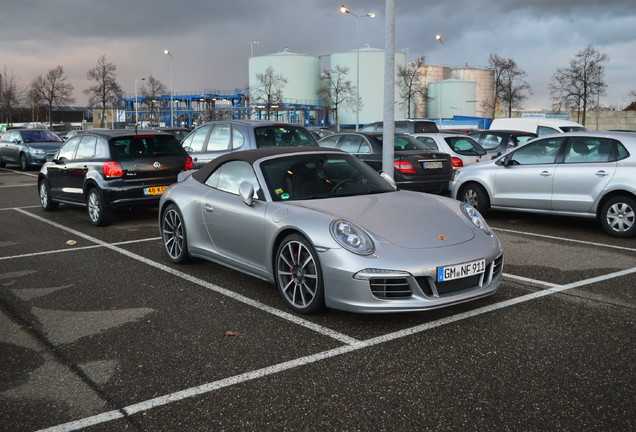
(1, 0), (634, 111)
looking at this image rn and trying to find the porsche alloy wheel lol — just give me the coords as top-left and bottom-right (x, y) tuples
(161, 204), (190, 263)
(275, 234), (325, 314)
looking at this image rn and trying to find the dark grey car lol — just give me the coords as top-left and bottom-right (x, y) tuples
(0, 128), (64, 170)
(181, 120), (318, 168)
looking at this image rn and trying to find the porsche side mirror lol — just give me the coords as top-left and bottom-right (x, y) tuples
(239, 181), (255, 206)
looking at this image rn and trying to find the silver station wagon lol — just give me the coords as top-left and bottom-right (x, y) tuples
(450, 131), (636, 238)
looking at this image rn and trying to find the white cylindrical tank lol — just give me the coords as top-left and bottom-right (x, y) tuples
(248, 48), (321, 104)
(427, 79), (476, 119)
(414, 65), (451, 117)
(452, 67), (495, 118)
(331, 46), (407, 127)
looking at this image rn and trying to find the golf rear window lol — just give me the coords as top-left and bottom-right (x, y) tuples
(109, 135), (183, 159)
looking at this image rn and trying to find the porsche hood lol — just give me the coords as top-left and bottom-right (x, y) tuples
(287, 192), (477, 248)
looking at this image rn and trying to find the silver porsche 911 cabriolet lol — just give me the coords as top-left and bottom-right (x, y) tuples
(159, 147), (504, 314)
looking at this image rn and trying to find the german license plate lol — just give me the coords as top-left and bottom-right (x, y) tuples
(423, 161), (443, 169)
(437, 259), (485, 282)
(144, 186), (168, 195)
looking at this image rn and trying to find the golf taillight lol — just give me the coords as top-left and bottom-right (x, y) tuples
(103, 161), (124, 178)
(394, 160), (416, 174)
(185, 157), (194, 170)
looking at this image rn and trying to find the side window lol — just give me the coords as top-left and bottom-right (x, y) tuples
(75, 135), (98, 159)
(7, 131), (20, 142)
(57, 137), (81, 161)
(565, 138), (614, 163)
(340, 135), (364, 153)
(205, 160), (260, 198)
(395, 122), (409, 133)
(182, 125), (211, 152)
(508, 137), (564, 165)
(415, 137), (439, 150)
(358, 141), (372, 154)
(207, 124), (231, 151)
(537, 126), (559, 136)
(479, 134), (503, 150)
(319, 135), (340, 148)
(231, 127), (245, 149)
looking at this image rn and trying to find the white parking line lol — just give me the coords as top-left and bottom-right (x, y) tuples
(38, 264), (636, 432)
(9, 207), (635, 432)
(0, 237), (161, 261)
(495, 227), (636, 252)
(13, 208), (360, 346)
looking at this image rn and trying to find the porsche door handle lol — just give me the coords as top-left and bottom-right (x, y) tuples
(539, 171), (552, 177)
(595, 170), (609, 177)
(204, 203), (214, 213)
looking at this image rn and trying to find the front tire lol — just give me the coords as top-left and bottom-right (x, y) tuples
(600, 196), (636, 238)
(19, 153), (28, 171)
(161, 204), (190, 263)
(86, 188), (111, 226)
(275, 233), (325, 314)
(39, 180), (59, 211)
(460, 183), (490, 216)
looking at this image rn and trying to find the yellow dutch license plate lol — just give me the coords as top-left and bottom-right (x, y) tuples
(144, 186), (169, 195)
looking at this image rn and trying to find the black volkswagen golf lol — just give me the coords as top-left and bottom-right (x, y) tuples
(38, 129), (193, 226)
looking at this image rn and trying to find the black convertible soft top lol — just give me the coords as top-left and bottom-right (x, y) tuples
(191, 147), (345, 183)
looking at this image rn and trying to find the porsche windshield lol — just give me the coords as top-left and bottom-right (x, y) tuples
(260, 153), (395, 201)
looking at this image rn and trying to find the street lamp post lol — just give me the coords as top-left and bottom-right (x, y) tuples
(134, 77), (145, 127)
(250, 41), (261, 57)
(435, 34), (443, 127)
(163, 49), (174, 126)
(341, 4), (375, 131)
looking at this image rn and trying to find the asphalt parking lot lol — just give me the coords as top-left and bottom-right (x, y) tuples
(1, 166), (634, 432)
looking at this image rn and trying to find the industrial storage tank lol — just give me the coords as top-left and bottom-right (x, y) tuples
(414, 65), (451, 117)
(427, 79), (476, 120)
(451, 66), (495, 118)
(331, 46), (407, 127)
(248, 48), (321, 104)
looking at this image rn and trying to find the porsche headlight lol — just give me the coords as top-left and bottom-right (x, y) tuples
(461, 203), (491, 235)
(330, 219), (375, 255)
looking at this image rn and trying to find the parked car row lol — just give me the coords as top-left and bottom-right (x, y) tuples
(0, 118), (629, 241)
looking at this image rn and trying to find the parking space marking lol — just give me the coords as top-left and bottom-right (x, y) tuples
(14, 208), (360, 346)
(495, 227), (636, 252)
(38, 263), (636, 432)
(0, 237), (160, 262)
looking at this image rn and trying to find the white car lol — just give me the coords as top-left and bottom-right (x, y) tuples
(450, 131), (636, 238)
(411, 133), (488, 169)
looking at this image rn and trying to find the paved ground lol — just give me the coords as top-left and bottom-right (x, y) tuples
(1, 166), (634, 432)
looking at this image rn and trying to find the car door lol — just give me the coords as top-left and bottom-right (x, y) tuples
(181, 124), (212, 168)
(63, 134), (101, 204)
(46, 137), (81, 201)
(492, 137), (564, 210)
(3, 130), (21, 163)
(201, 160), (268, 273)
(551, 137), (617, 213)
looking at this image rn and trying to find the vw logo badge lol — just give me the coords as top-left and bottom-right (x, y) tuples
(153, 161), (162, 170)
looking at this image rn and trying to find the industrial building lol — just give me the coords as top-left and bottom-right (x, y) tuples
(119, 47), (495, 130)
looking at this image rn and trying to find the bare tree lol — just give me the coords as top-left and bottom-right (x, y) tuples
(140, 75), (168, 126)
(250, 66), (287, 120)
(488, 53), (531, 117)
(549, 45), (608, 125)
(31, 65), (75, 129)
(84, 55), (123, 127)
(316, 65), (357, 131)
(396, 56), (429, 118)
(0, 67), (25, 124)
